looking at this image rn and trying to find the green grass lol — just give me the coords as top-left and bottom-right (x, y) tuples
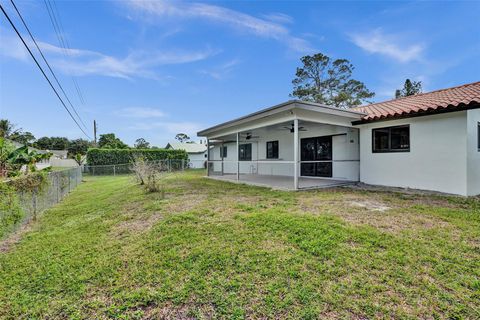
(0, 171), (479, 319)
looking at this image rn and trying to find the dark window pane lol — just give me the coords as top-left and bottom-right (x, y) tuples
(373, 126), (410, 152)
(301, 138), (316, 161)
(316, 162), (332, 177)
(239, 143), (252, 161)
(301, 163), (315, 176)
(220, 146), (227, 158)
(391, 126), (410, 150)
(373, 128), (390, 151)
(316, 137), (332, 160)
(478, 122), (480, 150)
(266, 141), (279, 159)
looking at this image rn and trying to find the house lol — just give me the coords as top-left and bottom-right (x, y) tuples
(197, 81), (480, 196)
(7, 139), (52, 170)
(6, 139), (75, 168)
(165, 141), (207, 169)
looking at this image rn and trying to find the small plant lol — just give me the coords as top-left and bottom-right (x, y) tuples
(131, 157), (169, 195)
(0, 182), (23, 239)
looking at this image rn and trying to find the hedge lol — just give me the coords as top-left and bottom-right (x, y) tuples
(86, 148), (189, 165)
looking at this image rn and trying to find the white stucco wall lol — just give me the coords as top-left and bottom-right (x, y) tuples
(466, 109), (480, 196)
(357, 111), (468, 195)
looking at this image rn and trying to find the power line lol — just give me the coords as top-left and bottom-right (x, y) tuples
(45, 0), (87, 105)
(0, 3), (91, 139)
(9, 0), (90, 133)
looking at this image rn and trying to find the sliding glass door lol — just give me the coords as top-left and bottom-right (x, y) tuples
(300, 136), (332, 177)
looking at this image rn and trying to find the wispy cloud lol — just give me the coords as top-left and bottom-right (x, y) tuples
(349, 28), (424, 63)
(0, 29), (218, 79)
(199, 59), (240, 80)
(128, 120), (203, 137)
(116, 107), (166, 118)
(126, 0), (314, 53)
(262, 12), (294, 24)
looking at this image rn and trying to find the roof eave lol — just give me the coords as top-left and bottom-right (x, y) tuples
(197, 100), (366, 137)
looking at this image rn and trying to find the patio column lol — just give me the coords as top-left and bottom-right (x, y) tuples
(293, 118), (299, 190)
(206, 138), (210, 176)
(236, 132), (240, 180)
(221, 141), (224, 176)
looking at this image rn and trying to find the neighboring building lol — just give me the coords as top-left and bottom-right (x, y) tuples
(5, 139), (75, 169)
(198, 81), (480, 196)
(49, 150), (68, 159)
(165, 141), (207, 169)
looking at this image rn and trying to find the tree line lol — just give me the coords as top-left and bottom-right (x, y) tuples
(0, 119), (161, 153)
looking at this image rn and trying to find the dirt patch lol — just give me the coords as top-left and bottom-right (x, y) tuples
(0, 219), (35, 253)
(161, 193), (208, 214)
(348, 200), (391, 212)
(113, 213), (163, 236)
(142, 302), (215, 320)
(337, 209), (451, 233)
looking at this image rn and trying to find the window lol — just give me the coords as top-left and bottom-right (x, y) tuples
(220, 146), (228, 158)
(478, 122), (480, 151)
(238, 143), (252, 161)
(372, 125), (410, 153)
(266, 141), (279, 159)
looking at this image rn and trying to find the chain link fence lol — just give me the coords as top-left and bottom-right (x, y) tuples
(82, 159), (191, 176)
(1, 167), (82, 239)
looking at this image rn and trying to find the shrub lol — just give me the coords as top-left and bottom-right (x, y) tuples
(131, 156), (170, 195)
(0, 182), (23, 239)
(86, 148), (188, 165)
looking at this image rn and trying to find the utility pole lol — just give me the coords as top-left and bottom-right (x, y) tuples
(93, 120), (97, 146)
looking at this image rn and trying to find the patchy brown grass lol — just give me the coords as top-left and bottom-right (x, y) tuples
(2, 171), (479, 319)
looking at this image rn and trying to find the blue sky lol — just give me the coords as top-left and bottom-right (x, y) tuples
(1, 0), (479, 147)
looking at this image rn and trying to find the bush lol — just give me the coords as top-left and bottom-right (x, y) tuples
(131, 156), (170, 195)
(0, 182), (23, 239)
(86, 148), (188, 165)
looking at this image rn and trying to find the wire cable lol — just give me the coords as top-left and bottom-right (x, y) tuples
(46, 0), (87, 105)
(10, 0), (90, 133)
(0, 4), (92, 139)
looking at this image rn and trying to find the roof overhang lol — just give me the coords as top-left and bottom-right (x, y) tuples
(352, 101), (480, 125)
(197, 100), (366, 137)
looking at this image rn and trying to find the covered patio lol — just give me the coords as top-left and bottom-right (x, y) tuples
(198, 100), (365, 191)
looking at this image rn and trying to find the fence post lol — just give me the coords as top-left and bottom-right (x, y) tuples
(182, 159), (185, 171)
(56, 173), (60, 202)
(168, 159), (171, 172)
(32, 187), (37, 221)
(113, 165), (116, 176)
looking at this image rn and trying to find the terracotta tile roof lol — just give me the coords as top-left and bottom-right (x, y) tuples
(353, 81), (480, 121)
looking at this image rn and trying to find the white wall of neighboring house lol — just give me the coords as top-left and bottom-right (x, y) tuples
(466, 109), (480, 196)
(50, 158), (79, 167)
(357, 111), (469, 195)
(188, 152), (207, 169)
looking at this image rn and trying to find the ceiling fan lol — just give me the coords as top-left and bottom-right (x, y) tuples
(241, 132), (260, 140)
(282, 123), (307, 133)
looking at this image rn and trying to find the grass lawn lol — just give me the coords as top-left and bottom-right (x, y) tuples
(0, 171), (479, 319)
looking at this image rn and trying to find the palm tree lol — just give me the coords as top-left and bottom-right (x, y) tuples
(0, 119), (21, 139)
